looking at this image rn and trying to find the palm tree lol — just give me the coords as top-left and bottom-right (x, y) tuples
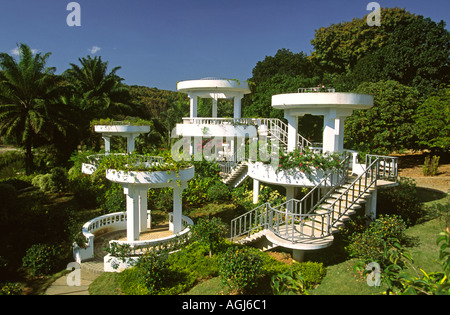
(0, 43), (74, 173)
(64, 55), (133, 118)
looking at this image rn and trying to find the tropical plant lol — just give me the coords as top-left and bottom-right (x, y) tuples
(345, 80), (421, 154)
(190, 217), (227, 258)
(271, 268), (308, 295)
(63, 55), (133, 118)
(0, 43), (75, 173)
(218, 246), (263, 293)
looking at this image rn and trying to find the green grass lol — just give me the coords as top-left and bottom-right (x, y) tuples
(88, 272), (122, 295)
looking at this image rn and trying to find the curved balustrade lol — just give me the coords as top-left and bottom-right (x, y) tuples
(73, 211), (193, 263)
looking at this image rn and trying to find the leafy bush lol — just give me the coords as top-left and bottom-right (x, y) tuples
(32, 167), (68, 193)
(0, 282), (23, 295)
(49, 167), (68, 192)
(378, 177), (425, 226)
(191, 217), (227, 257)
(346, 214), (407, 263)
(119, 251), (170, 295)
(218, 246), (263, 293)
(102, 184), (126, 213)
(297, 261), (327, 289)
(207, 181), (231, 201)
(22, 243), (64, 276)
(271, 268), (308, 295)
(422, 155), (440, 176)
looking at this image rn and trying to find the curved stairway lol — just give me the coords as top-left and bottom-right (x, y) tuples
(230, 155), (398, 252)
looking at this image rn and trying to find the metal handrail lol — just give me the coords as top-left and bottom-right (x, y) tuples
(230, 155), (398, 243)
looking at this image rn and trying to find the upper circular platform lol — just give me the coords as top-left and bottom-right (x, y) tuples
(94, 124), (150, 135)
(177, 78), (251, 97)
(272, 92), (373, 111)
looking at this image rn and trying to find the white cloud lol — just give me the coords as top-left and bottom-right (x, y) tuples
(10, 47), (38, 56)
(88, 46), (101, 54)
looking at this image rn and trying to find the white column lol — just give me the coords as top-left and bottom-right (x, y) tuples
(292, 249), (305, 262)
(253, 179), (260, 204)
(212, 98), (218, 118)
(233, 95), (243, 119)
(139, 188), (148, 232)
(284, 113), (298, 153)
(366, 189), (377, 222)
(124, 186), (140, 242)
(126, 134), (137, 153)
(102, 136), (111, 154)
(172, 184), (184, 234)
(189, 93), (198, 118)
(322, 109), (350, 154)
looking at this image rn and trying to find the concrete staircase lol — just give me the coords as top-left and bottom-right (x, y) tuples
(221, 162), (248, 188)
(230, 155), (398, 253)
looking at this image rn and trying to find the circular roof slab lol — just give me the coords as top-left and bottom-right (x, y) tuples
(177, 78), (251, 97)
(272, 92), (373, 111)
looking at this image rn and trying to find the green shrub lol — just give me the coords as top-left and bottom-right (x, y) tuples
(0, 282), (23, 295)
(271, 268), (308, 295)
(296, 261), (327, 289)
(218, 246), (263, 293)
(207, 181), (231, 201)
(31, 167), (68, 193)
(167, 242), (219, 279)
(378, 177), (425, 225)
(102, 184), (126, 213)
(22, 243), (64, 276)
(49, 167), (68, 192)
(346, 214), (407, 263)
(120, 251), (170, 295)
(191, 217), (227, 257)
(422, 155), (440, 176)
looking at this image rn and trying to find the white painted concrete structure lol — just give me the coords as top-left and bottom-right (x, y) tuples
(272, 92), (373, 153)
(94, 124), (150, 153)
(75, 122), (195, 271)
(177, 78), (251, 119)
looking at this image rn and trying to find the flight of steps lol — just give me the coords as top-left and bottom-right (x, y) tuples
(235, 230), (278, 251)
(222, 162), (249, 188)
(305, 177), (375, 235)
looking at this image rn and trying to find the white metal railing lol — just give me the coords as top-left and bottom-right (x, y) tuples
(298, 87), (336, 93)
(181, 117), (312, 152)
(230, 154), (398, 244)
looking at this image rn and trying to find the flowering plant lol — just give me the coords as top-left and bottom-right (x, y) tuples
(268, 148), (344, 175)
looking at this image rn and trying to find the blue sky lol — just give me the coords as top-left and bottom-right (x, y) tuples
(0, 0), (448, 91)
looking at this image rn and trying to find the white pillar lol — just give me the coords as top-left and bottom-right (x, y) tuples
(212, 98), (218, 118)
(253, 179), (260, 204)
(102, 136), (111, 154)
(172, 184), (186, 234)
(286, 186), (295, 213)
(233, 95), (243, 119)
(366, 189), (377, 221)
(139, 188), (148, 232)
(293, 249), (305, 262)
(126, 134), (137, 153)
(284, 113), (298, 153)
(322, 109), (350, 154)
(189, 94), (198, 118)
(124, 186), (140, 242)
